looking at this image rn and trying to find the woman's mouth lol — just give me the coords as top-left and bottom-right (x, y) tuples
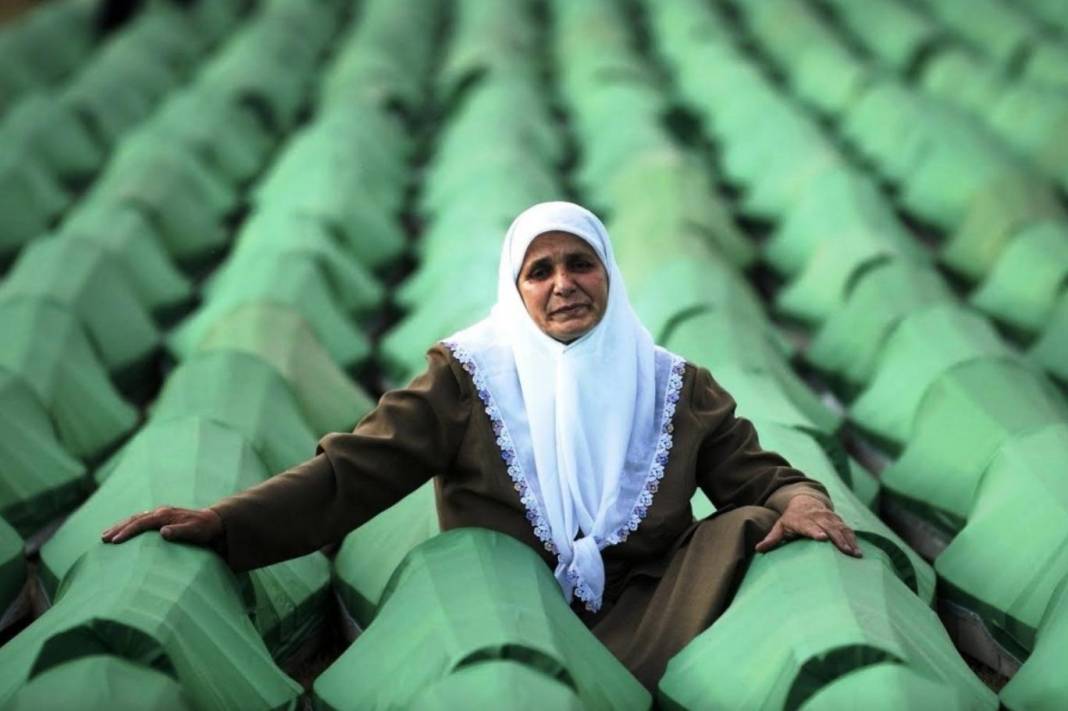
(551, 304), (589, 318)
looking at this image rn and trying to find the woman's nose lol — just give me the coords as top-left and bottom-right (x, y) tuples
(553, 270), (576, 294)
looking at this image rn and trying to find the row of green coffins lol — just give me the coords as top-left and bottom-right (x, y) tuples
(0, 0), (252, 263)
(0, 0), (346, 539)
(381, 0), (559, 383)
(643, 0), (1068, 705)
(0, 0), (381, 705)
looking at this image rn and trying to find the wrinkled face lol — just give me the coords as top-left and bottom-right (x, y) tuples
(517, 231), (609, 343)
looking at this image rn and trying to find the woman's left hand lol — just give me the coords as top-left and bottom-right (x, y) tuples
(755, 494), (862, 558)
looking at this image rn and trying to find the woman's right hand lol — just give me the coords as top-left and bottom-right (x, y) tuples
(101, 506), (223, 546)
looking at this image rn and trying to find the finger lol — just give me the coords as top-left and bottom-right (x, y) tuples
(841, 524), (863, 557)
(102, 511), (151, 542)
(797, 520), (828, 541)
(755, 520), (785, 553)
(110, 509), (175, 543)
(820, 522), (854, 556)
(160, 520), (212, 544)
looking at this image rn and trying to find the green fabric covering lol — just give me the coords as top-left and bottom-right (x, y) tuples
(849, 304), (1012, 447)
(880, 358), (1067, 532)
(923, 0), (1035, 67)
(41, 416), (329, 659)
(409, 661), (584, 711)
(0, 1), (95, 91)
(142, 351), (316, 479)
(693, 362), (827, 433)
(198, 304), (376, 435)
(665, 312), (840, 434)
(940, 176), (1064, 282)
(0, 515), (25, 613)
(752, 421), (934, 604)
(658, 541), (996, 711)
(0, 155), (69, 259)
(0, 536), (302, 710)
(790, 45), (870, 116)
(990, 86), (1068, 192)
(0, 298), (138, 461)
(82, 137), (236, 265)
(314, 529), (650, 711)
(334, 481), (440, 626)
(140, 87), (275, 185)
(380, 297), (493, 385)
(319, 0), (442, 114)
(255, 109), (408, 217)
(936, 423), (1068, 655)
(605, 150), (756, 269)
(3, 655), (195, 711)
(765, 168), (916, 277)
(56, 207), (194, 319)
(848, 458), (880, 511)
(168, 255), (372, 370)
(0, 93), (104, 184)
(0, 368), (86, 536)
(800, 663), (972, 710)
(1022, 40), (1068, 91)
(806, 260), (953, 389)
(775, 240), (923, 328)
(824, 0), (941, 69)
(207, 210), (385, 316)
(628, 256), (774, 347)
(0, 237), (161, 380)
(1030, 292), (1068, 386)
(921, 48), (1006, 116)
(970, 220), (1068, 335)
(250, 124), (408, 272)
(1001, 575), (1068, 710)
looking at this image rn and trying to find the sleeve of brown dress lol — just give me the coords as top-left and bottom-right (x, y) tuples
(691, 365), (833, 515)
(209, 346), (470, 572)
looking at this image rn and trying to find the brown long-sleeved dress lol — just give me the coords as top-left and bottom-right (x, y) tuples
(210, 344), (831, 688)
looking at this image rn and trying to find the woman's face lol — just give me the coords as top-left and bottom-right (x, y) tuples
(517, 231), (609, 343)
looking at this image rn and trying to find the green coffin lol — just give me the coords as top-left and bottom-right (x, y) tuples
(765, 169), (913, 277)
(799, 663), (973, 710)
(970, 220), (1068, 335)
(0, 154), (69, 259)
(0, 536), (302, 710)
(935, 423), (1068, 655)
(805, 260), (955, 389)
(0, 514), (25, 613)
(751, 421), (933, 604)
(849, 304), (1012, 448)
(880, 358), (1067, 532)
(658, 542), (996, 711)
(666, 312), (840, 434)
(314, 528), (650, 710)
(2, 655), (195, 711)
(0, 236), (161, 382)
(56, 207), (194, 320)
(334, 481), (440, 626)
(939, 174), (1063, 281)
(142, 351), (317, 478)
(1001, 575), (1068, 711)
(207, 209), (385, 316)
(197, 304), (376, 435)
(41, 416), (330, 659)
(0, 298), (138, 461)
(408, 660), (583, 711)
(1030, 292), (1068, 386)
(0, 93), (104, 184)
(141, 86), (275, 185)
(0, 369), (86, 535)
(168, 255), (372, 370)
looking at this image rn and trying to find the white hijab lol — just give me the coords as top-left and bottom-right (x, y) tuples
(443, 201), (685, 612)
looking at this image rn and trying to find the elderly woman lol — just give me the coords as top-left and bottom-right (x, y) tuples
(103, 201), (859, 688)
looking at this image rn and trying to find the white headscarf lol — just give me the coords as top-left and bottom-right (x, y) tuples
(444, 201), (685, 612)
